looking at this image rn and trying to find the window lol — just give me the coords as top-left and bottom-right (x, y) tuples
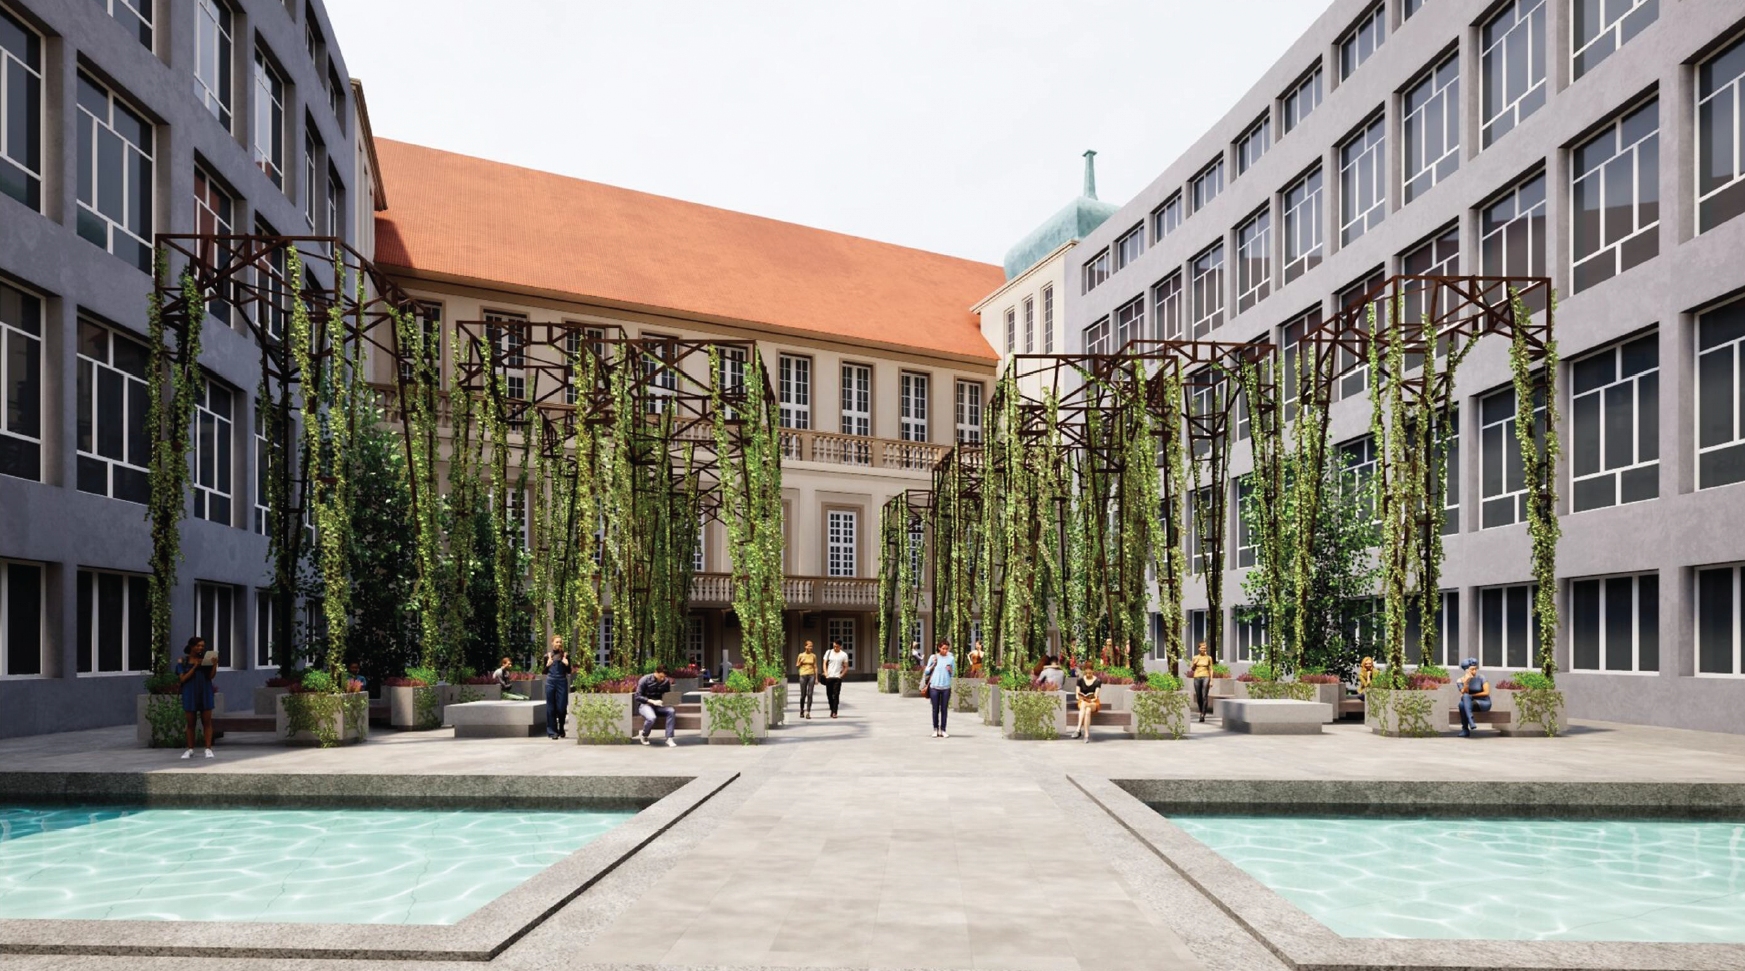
(1337, 271), (1384, 399)
(1571, 573), (1657, 672)
(400, 301), (443, 389)
(1042, 286), (1054, 353)
(1114, 296), (1145, 350)
(596, 614), (613, 667)
(1571, 333), (1658, 511)
(0, 7), (42, 209)
(1023, 297), (1035, 353)
(503, 488), (528, 548)
(1340, 115), (1386, 245)
(192, 378), (234, 525)
(1189, 242), (1225, 338)
(1152, 272), (1183, 340)
(1188, 609), (1208, 656)
(253, 403), (271, 535)
(194, 0), (233, 127)
(194, 582), (235, 668)
(1480, 382), (1546, 528)
(302, 129), (319, 227)
(1698, 34), (1745, 232)
(1572, 0), (1657, 80)
(76, 75), (154, 272)
(685, 615), (705, 668)
(1236, 115), (1270, 175)
(900, 372), (928, 442)
(252, 51), (285, 188)
(97, 0), (152, 48)
(1281, 168), (1322, 285)
(828, 617), (856, 668)
(1480, 0), (1546, 147)
(718, 346), (747, 414)
(1234, 608), (1265, 663)
(255, 217), (287, 340)
(1442, 412), (1460, 534)
(327, 64), (345, 127)
(1281, 307), (1320, 419)
(1480, 173), (1547, 308)
(326, 166), (342, 240)
(1697, 564), (1745, 675)
(0, 559), (43, 676)
(955, 380), (982, 444)
(1479, 583), (1540, 669)
(1084, 317), (1111, 355)
(694, 520), (706, 572)
(1698, 300), (1745, 489)
(1572, 99), (1659, 293)
(1235, 477), (1257, 568)
(1404, 590), (1460, 665)
(827, 510), (857, 578)
(1403, 55), (1459, 203)
(77, 569), (151, 674)
(0, 281), (42, 481)
(1399, 225), (1459, 329)
(1281, 66), (1322, 135)
(1235, 208), (1271, 313)
(907, 520), (926, 584)
(1003, 308), (1015, 354)
(1190, 157), (1224, 211)
(1188, 486), (1215, 574)
(841, 363), (871, 437)
(1403, 0), (1428, 19)
(255, 591), (278, 667)
(1151, 193), (1182, 243)
(1342, 435), (1379, 523)
(1338, 4), (1385, 80)
(779, 354), (811, 430)
(193, 167), (234, 321)
(1115, 224), (1144, 270)
(485, 311), (528, 401)
(76, 320), (151, 503)
(1082, 249), (1111, 293)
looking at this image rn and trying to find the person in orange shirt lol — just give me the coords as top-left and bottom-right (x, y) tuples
(796, 641), (819, 719)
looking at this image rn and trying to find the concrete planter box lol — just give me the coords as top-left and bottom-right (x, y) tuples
(571, 691), (635, 744)
(767, 682), (787, 728)
(1094, 683), (1132, 711)
(1494, 687), (1566, 737)
(1208, 676), (1239, 698)
(899, 669), (924, 697)
(700, 690), (768, 744)
(952, 681), (979, 712)
(1128, 689), (1191, 739)
(501, 678), (542, 700)
(877, 668), (899, 693)
(1309, 682), (1344, 721)
(137, 693), (227, 747)
(979, 683), (1002, 726)
(670, 677), (700, 698)
(1001, 691), (1064, 740)
(274, 691), (368, 746)
(388, 684), (443, 729)
(1366, 684), (1456, 737)
(252, 686), (289, 715)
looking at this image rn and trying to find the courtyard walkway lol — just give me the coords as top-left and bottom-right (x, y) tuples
(1, 682), (1742, 971)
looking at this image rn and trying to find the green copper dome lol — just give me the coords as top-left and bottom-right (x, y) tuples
(1002, 150), (1119, 280)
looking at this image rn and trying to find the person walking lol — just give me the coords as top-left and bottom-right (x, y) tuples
(923, 641), (955, 737)
(821, 641), (850, 718)
(175, 636), (217, 760)
(796, 641), (819, 719)
(543, 636), (571, 740)
(634, 664), (677, 746)
(1190, 641), (1214, 722)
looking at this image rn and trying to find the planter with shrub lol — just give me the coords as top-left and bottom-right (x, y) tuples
(767, 677), (787, 728)
(877, 664), (899, 693)
(1001, 682), (1063, 740)
(276, 670), (368, 747)
(979, 678), (1002, 726)
(1494, 671), (1565, 737)
(1128, 673), (1191, 740)
(136, 671), (225, 748)
(700, 670), (767, 744)
(1091, 667), (1135, 711)
(386, 668), (442, 730)
(1365, 675), (1457, 738)
(254, 677), (294, 715)
(570, 671), (638, 744)
(1296, 671), (1344, 720)
(898, 667), (924, 698)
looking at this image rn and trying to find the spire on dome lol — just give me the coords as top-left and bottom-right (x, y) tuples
(1083, 149), (1098, 200)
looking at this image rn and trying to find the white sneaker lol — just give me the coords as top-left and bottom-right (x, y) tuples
(638, 734), (650, 746)
(179, 749), (193, 760)
(664, 737), (676, 748)
(203, 748), (214, 759)
(932, 730), (940, 737)
(941, 732), (949, 738)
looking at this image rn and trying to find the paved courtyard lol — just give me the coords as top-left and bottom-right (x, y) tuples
(1, 683), (1742, 971)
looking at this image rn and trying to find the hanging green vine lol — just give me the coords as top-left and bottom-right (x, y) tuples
(144, 252), (206, 676)
(1511, 289), (1562, 682)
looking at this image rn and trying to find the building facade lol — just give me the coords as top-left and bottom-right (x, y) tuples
(1062, 0), (1745, 733)
(0, 0), (375, 737)
(369, 140), (1003, 682)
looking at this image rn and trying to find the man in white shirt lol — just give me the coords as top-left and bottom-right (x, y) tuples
(821, 642), (850, 719)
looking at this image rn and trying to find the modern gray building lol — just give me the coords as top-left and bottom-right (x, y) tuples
(1065, 0), (1745, 733)
(0, 0), (377, 737)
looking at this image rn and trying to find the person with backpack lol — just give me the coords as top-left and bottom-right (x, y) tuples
(923, 640), (955, 738)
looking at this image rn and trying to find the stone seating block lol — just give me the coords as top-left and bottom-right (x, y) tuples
(447, 700), (547, 738)
(1220, 699), (1331, 735)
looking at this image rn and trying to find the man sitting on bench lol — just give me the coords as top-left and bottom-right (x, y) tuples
(1456, 658), (1492, 738)
(635, 665), (677, 747)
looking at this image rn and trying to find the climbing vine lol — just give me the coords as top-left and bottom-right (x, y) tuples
(144, 252), (206, 676)
(1511, 290), (1562, 683)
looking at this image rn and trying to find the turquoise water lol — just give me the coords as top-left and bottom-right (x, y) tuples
(1170, 814), (1745, 942)
(0, 805), (633, 924)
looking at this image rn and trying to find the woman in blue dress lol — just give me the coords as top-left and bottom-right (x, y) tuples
(174, 636), (218, 759)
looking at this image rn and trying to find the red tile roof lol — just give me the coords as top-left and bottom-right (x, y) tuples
(373, 140), (1003, 362)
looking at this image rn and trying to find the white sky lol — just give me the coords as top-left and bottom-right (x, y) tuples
(326, 0), (1328, 266)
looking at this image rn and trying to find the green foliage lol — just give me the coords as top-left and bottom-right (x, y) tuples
(1104, 665), (1135, 682)
(1247, 662), (1278, 682)
(1132, 689), (1189, 739)
(283, 692), (342, 747)
(1510, 291), (1562, 683)
(300, 669), (336, 694)
(571, 693), (632, 743)
(724, 669), (755, 694)
(1247, 680), (1314, 701)
(999, 668), (1028, 692)
(345, 401), (420, 689)
(1212, 663), (1230, 677)
(413, 685), (440, 730)
(1365, 685), (1438, 737)
(405, 665), (438, 686)
(1511, 670), (1555, 691)
(710, 347), (785, 682)
(144, 259), (206, 676)
(1146, 671), (1183, 692)
(1512, 687), (1564, 736)
(1005, 690), (1060, 740)
(142, 670), (180, 695)
(703, 691), (763, 744)
(1416, 663), (1451, 680)
(144, 695), (185, 748)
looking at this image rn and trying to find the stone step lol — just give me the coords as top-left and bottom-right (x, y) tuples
(634, 714), (703, 732)
(210, 714), (275, 733)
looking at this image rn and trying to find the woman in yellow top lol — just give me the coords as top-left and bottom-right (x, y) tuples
(1190, 642), (1215, 723)
(796, 641), (819, 719)
(1357, 656), (1376, 696)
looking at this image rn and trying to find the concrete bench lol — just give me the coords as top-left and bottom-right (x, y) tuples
(1448, 709), (1513, 727)
(1064, 709), (1132, 727)
(447, 700), (547, 738)
(1220, 699), (1331, 735)
(210, 713), (276, 736)
(634, 702), (703, 733)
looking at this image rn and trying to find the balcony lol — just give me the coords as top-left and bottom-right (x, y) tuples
(778, 428), (946, 472)
(691, 573), (882, 610)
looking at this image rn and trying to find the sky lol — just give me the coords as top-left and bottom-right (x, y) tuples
(326, 0), (1329, 267)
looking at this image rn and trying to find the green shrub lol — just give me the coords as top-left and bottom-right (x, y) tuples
(725, 669), (756, 694)
(1105, 665), (1135, 682)
(143, 670), (180, 695)
(405, 665), (439, 687)
(1146, 671), (1183, 692)
(1247, 662), (1278, 682)
(1416, 663), (1451, 680)
(301, 669), (336, 694)
(998, 668), (1028, 691)
(1511, 670), (1555, 691)
(1212, 663), (1231, 677)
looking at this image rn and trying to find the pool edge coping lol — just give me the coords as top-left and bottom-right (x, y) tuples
(0, 771), (739, 961)
(1070, 775), (1745, 971)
